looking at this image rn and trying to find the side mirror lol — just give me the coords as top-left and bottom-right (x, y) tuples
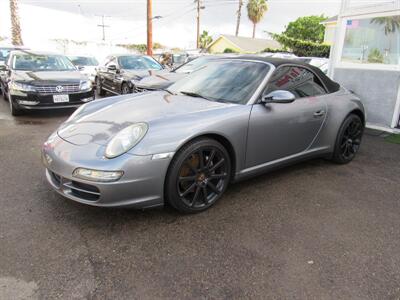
(77, 65), (85, 71)
(107, 65), (117, 72)
(262, 90), (296, 104)
(0, 64), (7, 71)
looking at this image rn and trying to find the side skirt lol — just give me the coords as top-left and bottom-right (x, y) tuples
(234, 146), (331, 182)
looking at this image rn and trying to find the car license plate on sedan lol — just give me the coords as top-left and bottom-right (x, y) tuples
(53, 94), (69, 103)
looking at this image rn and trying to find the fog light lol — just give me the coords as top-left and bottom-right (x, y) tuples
(82, 97), (94, 103)
(18, 100), (39, 106)
(72, 168), (123, 182)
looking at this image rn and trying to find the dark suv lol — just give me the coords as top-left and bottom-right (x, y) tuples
(0, 50), (94, 116)
(95, 54), (164, 96)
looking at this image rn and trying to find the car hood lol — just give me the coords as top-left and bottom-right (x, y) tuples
(12, 70), (85, 85)
(57, 91), (231, 146)
(121, 69), (169, 81)
(136, 72), (187, 90)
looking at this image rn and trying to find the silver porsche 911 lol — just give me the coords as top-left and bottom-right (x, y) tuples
(42, 56), (365, 213)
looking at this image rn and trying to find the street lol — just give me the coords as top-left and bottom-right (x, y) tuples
(0, 96), (400, 299)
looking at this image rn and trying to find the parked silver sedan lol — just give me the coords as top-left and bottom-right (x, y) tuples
(42, 56), (365, 213)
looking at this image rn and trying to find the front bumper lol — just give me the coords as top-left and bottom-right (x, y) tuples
(11, 90), (95, 110)
(42, 133), (171, 208)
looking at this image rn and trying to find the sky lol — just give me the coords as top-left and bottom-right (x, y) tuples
(0, 0), (345, 49)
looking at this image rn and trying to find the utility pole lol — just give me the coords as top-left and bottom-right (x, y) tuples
(97, 15), (110, 41)
(195, 0), (205, 49)
(147, 0), (153, 56)
(235, 0), (243, 37)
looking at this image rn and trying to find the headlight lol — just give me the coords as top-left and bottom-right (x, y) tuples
(105, 123), (148, 158)
(9, 81), (36, 92)
(80, 80), (92, 91)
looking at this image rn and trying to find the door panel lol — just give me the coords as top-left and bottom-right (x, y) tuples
(245, 65), (329, 168)
(246, 98), (327, 168)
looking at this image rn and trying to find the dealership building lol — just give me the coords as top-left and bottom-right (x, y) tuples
(329, 0), (400, 132)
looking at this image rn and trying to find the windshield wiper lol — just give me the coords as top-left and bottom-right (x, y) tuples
(163, 88), (176, 95)
(180, 91), (231, 103)
(180, 91), (213, 101)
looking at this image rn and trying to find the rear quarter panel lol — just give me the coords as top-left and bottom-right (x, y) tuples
(311, 88), (365, 153)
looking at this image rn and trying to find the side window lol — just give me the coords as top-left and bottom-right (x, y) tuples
(264, 66), (327, 99)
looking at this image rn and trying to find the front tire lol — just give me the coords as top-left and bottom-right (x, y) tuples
(165, 138), (231, 213)
(331, 114), (363, 164)
(121, 83), (131, 95)
(9, 95), (22, 116)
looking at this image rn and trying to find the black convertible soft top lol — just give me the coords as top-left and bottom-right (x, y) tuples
(230, 55), (341, 94)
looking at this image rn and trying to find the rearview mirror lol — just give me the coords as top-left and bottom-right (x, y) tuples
(262, 90), (296, 104)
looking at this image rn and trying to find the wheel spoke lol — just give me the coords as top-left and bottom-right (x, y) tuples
(180, 182), (196, 197)
(210, 158), (225, 172)
(191, 186), (201, 207)
(198, 151), (205, 169)
(179, 176), (197, 183)
(206, 150), (216, 168)
(207, 181), (220, 194)
(209, 173), (227, 180)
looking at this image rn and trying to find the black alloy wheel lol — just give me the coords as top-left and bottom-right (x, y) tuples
(332, 114), (363, 164)
(166, 138), (231, 213)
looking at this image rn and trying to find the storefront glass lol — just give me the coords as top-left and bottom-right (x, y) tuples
(341, 15), (400, 65)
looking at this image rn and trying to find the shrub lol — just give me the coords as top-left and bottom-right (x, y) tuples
(223, 48), (238, 53)
(271, 34), (331, 57)
(367, 48), (384, 63)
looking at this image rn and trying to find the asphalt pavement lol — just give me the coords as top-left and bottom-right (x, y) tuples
(0, 94), (400, 299)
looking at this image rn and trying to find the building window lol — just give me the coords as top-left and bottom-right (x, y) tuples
(341, 15), (400, 65)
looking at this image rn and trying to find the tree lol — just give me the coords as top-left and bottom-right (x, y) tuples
(283, 15), (327, 43)
(235, 0), (244, 36)
(247, 0), (268, 38)
(371, 16), (400, 35)
(9, 0), (23, 45)
(199, 30), (212, 49)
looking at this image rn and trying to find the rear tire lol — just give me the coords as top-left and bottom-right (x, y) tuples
(96, 77), (106, 96)
(165, 138), (231, 214)
(331, 114), (363, 164)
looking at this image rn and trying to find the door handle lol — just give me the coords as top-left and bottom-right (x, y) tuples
(314, 110), (325, 117)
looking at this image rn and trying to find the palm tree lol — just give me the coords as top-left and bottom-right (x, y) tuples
(247, 0), (268, 38)
(10, 0), (23, 45)
(371, 16), (400, 61)
(235, 0), (244, 36)
(199, 30), (212, 49)
(371, 16), (400, 35)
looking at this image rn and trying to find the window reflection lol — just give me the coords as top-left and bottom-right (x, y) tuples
(341, 15), (400, 65)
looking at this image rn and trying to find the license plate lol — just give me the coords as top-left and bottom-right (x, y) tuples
(53, 94), (69, 103)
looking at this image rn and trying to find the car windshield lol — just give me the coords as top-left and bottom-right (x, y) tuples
(118, 56), (162, 70)
(174, 57), (211, 74)
(69, 56), (99, 66)
(168, 60), (270, 104)
(12, 53), (76, 71)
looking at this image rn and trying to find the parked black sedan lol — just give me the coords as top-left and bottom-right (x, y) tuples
(95, 54), (165, 96)
(0, 50), (94, 116)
